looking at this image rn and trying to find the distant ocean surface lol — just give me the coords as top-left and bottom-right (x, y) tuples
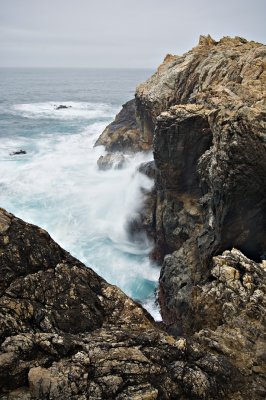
(0, 68), (161, 319)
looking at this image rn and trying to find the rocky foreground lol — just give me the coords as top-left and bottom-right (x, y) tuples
(1, 36), (266, 399)
(0, 209), (265, 399)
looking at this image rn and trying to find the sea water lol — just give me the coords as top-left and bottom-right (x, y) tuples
(0, 68), (161, 319)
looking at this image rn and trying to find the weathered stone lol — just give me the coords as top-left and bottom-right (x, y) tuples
(1, 36), (266, 399)
(95, 99), (149, 153)
(97, 152), (126, 170)
(2, 207), (264, 398)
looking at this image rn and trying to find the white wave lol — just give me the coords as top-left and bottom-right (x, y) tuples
(0, 122), (161, 320)
(12, 101), (119, 120)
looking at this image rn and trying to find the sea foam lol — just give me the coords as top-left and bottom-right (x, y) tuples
(0, 104), (161, 319)
(12, 101), (119, 120)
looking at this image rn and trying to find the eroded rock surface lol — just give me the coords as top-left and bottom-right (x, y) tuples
(2, 36), (266, 399)
(148, 38), (266, 338)
(100, 36), (266, 330)
(1, 208), (265, 399)
(93, 36), (266, 398)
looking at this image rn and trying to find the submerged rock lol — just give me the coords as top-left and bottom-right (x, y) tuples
(55, 105), (71, 110)
(9, 150), (27, 156)
(97, 152), (126, 170)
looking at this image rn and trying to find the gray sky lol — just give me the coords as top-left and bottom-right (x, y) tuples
(0, 0), (265, 68)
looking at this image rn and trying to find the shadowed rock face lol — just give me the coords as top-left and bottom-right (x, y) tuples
(95, 99), (151, 153)
(0, 208), (265, 399)
(94, 36), (266, 398)
(120, 36), (266, 335)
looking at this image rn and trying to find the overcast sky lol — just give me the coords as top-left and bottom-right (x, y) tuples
(0, 0), (265, 68)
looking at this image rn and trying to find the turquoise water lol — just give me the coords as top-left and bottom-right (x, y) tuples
(0, 68), (161, 319)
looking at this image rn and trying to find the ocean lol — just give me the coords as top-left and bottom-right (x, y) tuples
(0, 67), (161, 319)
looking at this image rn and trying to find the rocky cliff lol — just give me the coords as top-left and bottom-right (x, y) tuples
(96, 34), (266, 321)
(93, 35), (266, 398)
(137, 36), (266, 337)
(1, 36), (266, 399)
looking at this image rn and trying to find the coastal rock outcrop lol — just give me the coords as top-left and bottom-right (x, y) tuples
(2, 35), (266, 399)
(0, 208), (265, 398)
(9, 150), (27, 156)
(95, 35), (266, 398)
(143, 37), (266, 338)
(99, 35), (266, 325)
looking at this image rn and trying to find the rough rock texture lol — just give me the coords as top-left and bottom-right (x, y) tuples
(1, 208), (265, 399)
(135, 35), (265, 126)
(109, 36), (266, 332)
(95, 36), (266, 398)
(2, 36), (266, 399)
(144, 37), (266, 338)
(95, 99), (150, 153)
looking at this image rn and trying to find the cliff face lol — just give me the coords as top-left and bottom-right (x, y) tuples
(92, 35), (266, 398)
(135, 36), (266, 337)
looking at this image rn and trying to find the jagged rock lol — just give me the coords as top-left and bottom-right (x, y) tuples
(97, 153), (126, 170)
(95, 37), (266, 398)
(0, 208), (265, 398)
(95, 99), (151, 153)
(135, 36), (265, 125)
(131, 37), (266, 333)
(2, 36), (266, 399)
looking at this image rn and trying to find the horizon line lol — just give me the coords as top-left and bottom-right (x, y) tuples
(0, 66), (155, 70)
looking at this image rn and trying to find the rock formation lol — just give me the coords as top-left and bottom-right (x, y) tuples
(97, 153), (126, 170)
(1, 35), (266, 399)
(9, 150), (27, 156)
(1, 208), (265, 399)
(135, 36), (266, 336)
(93, 35), (266, 398)
(95, 99), (149, 153)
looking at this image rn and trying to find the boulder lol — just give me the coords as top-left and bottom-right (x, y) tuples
(95, 99), (150, 153)
(97, 153), (126, 170)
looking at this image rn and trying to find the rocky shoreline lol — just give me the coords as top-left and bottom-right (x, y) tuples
(1, 36), (266, 399)
(1, 209), (265, 399)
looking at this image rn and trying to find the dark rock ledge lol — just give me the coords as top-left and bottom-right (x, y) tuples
(0, 207), (265, 399)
